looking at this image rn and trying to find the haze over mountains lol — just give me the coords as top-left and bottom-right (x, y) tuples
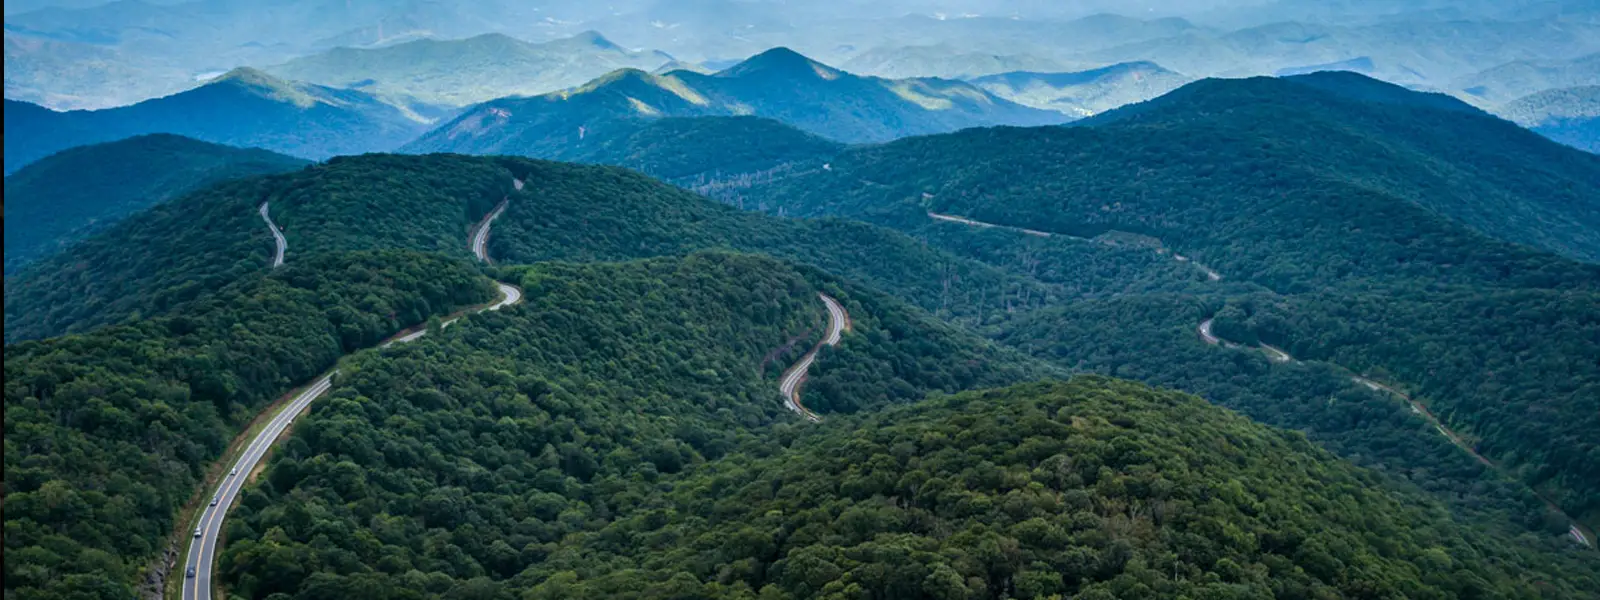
(401, 47), (1067, 154)
(7, 2), (1600, 600)
(262, 31), (675, 108)
(3, 67), (431, 172)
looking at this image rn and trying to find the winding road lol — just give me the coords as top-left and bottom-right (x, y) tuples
(182, 185), (527, 600)
(926, 211), (1222, 280)
(471, 179), (519, 264)
(778, 293), (849, 423)
(259, 202), (286, 268)
(1198, 317), (1594, 548)
(182, 373), (332, 600)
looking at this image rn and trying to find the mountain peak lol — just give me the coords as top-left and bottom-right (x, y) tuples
(214, 66), (280, 86)
(207, 67), (321, 107)
(718, 47), (840, 79)
(570, 30), (621, 51)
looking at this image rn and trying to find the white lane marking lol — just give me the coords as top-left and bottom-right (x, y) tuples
(185, 372), (334, 600)
(259, 203), (286, 268)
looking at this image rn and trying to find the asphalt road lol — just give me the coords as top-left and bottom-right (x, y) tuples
(384, 283), (523, 347)
(1200, 316), (1592, 548)
(182, 372), (334, 600)
(184, 183), (528, 598)
(471, 187), (514, 263)
(258, 202), (286, 268)
(778, 293), (848, 423)
(927, 211), (1222, 279)
(1197, 318), (1222, 345)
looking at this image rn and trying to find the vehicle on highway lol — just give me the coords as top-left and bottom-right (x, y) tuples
(229, 468), (237, 476)
(186, 566), (196, 579)
(210, 496), (218, 506)
(193, 527), (201, 538)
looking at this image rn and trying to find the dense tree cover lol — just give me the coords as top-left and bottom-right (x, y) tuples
(1093, 72), (1600, 264)
(216, 252), (1049, 597)
(745, 123), (1599, 293)
(7, 152), (1061, 341)
(727, 74), (1600, 529)
(228, 370), (1600, 599)
(485, 158), (1063, 327)
(540, 116), (843, 183)
(801, 287), (1055, 415)
(3, 134), (309, 272)
(3, 251), (493, 600)
(1211, 287), (1600, 525)
(5, 173), (293, 342)
(994, 295), (1600, 587)
(3, 154), (513, 342)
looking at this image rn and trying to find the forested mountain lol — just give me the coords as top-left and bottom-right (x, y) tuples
(723, 73), (1600, 531)
(4, 250), (496, 599)
(3, 134), (309, 272)
(968, 62), (1192, 117)
(263, 31), (674, 108)
(3, 153), (1066, 343)
(2, 67), (431, 173)
(522, 116), (845, 184)
(400, 47), (1068, 156)
(221, 369), (1600, 598)
(1499, 85), (1600, 153)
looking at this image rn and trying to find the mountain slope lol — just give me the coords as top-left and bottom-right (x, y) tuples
(401, 47), (1068, 155)
(1499, 85), (1600, 153)
(969, 62), (1193, 117)
(222, 374), (1600, 597)
(730, 73), (1600, 529)
(2, 154), (1057, 343)
(1091, 72), (1600, 263)
(3, 134), (310, 272)
(3, 250), (495, 600)
(3, 68), (431, 172)
(263, 31), (674, 107)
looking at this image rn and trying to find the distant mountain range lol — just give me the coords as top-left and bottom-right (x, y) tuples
(1499, 85), (1600, 153)
(839, 44), (1074, 80)
(3, 134), (308, 271)
(968, 62), (1193, 117)
(401, 47), (1068, 156)
(263, 31), (675, 108)
(3, 67), (432, 172)
(1074, 16), (1600, 92)
(1453, 52), (1600, 106)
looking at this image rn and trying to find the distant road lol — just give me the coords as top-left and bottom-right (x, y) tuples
(384, 282), (522, 347)
(778, 294), (849, 422)
(258, 202), (286, 267)
(471, 179), (519, 263)
(1198, 315), (1593, 548)
(926, 211), (1222, 280)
